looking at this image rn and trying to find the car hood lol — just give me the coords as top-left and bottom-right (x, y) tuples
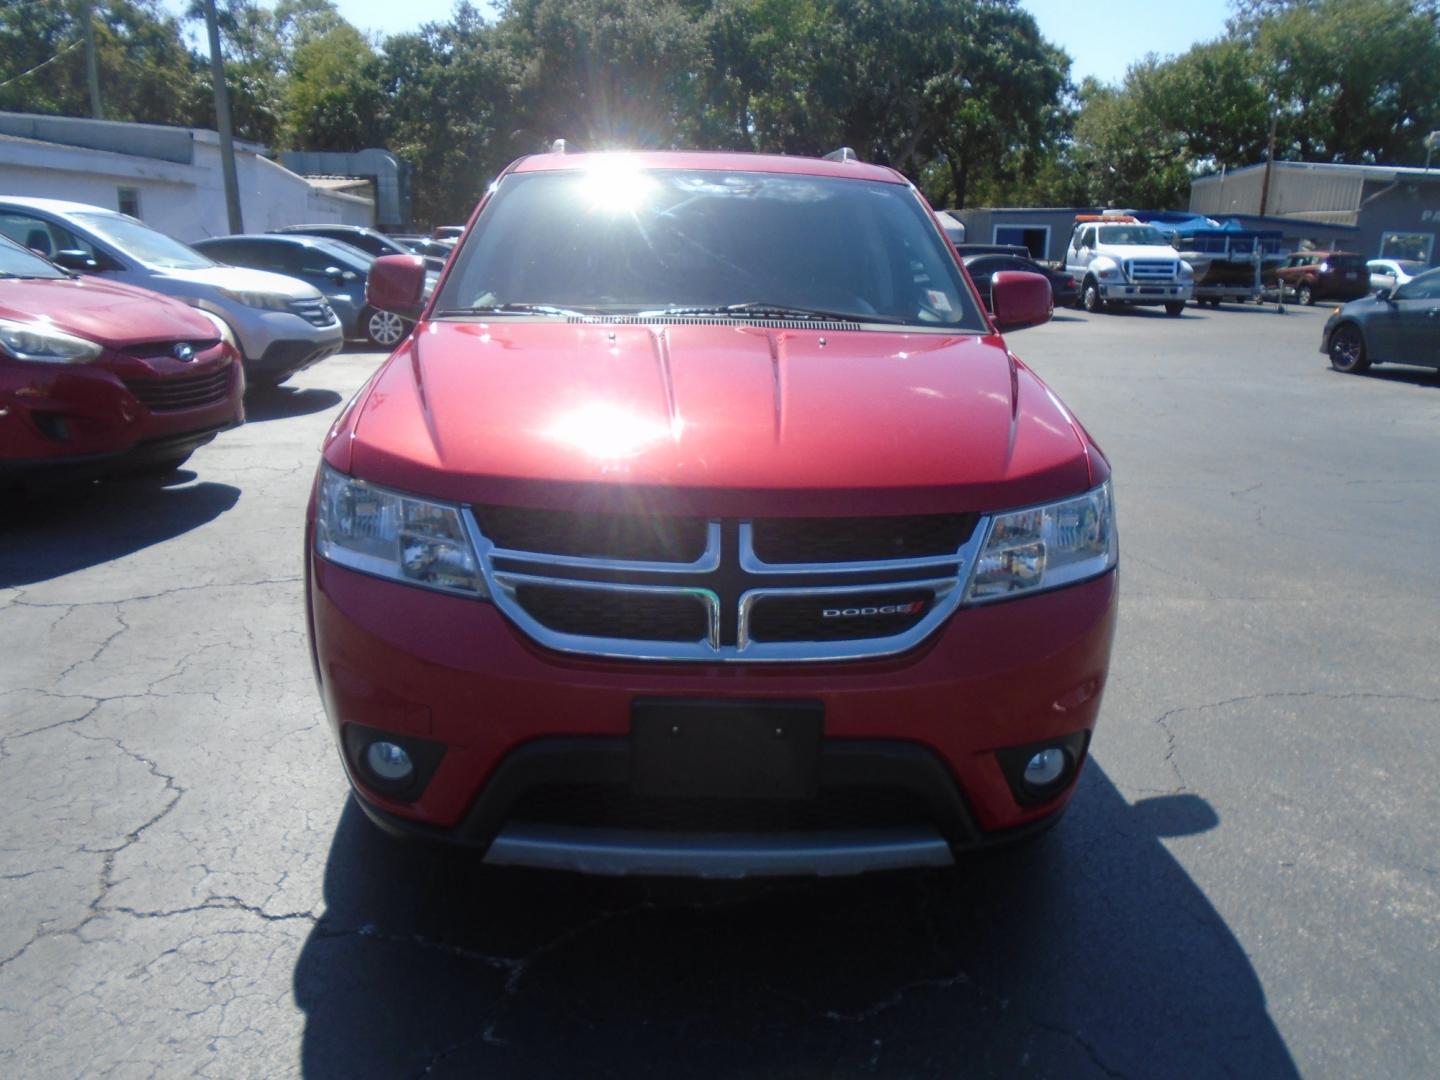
(339, 321), (1097, 516)
(151, 264), (323, 300)
(1096, 244), (1182, 261)
(0, 276), (221, 348)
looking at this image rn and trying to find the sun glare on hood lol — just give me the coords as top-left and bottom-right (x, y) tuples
(543, 402), (680, 460)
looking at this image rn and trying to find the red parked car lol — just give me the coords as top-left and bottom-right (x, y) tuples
(1, 236), (244, 481)
(307, 150), (1118, 877)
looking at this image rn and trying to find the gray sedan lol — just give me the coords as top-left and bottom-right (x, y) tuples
(1322, 267), (1440, 374)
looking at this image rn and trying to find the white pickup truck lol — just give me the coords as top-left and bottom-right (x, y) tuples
(1065, 216), (1194, 316)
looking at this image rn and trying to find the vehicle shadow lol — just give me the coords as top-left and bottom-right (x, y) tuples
(243, 386), (343, 422)
(0, 477), (240, 587)
(1353, 366), (1440, 388)
(293, 765), (1298, 1078)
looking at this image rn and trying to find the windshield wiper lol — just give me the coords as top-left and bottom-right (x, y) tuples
(433, 302), (592, 318)
(638, 302), (904, 324)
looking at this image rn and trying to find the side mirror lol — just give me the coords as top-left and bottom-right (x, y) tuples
(52, 249), (99, 272)
(366, 255), (427, 320)
(990, 271), (1052, 332)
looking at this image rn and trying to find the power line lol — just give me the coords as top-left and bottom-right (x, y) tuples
(0, 39), (82, 92)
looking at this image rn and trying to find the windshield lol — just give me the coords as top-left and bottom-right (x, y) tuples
(1392, 260), (1427, 274)
(71, 212), (213, 270)
(314, 238), (374, 268)
(435, 167), (985, 329)
(0, 237), (67, 279)
(1097, 225), (1170, 246)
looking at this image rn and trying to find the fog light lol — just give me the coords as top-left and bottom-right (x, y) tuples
(1023, 748), (1067, 787)
(365, 741), (413, 782)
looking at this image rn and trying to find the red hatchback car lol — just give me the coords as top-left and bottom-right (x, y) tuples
(307, 151), (1118, 877)
(1, 236), (244, 479)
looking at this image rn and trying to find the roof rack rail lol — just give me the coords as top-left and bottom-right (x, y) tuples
(550, 139), (570, 153)
(823, 147), (859, 163)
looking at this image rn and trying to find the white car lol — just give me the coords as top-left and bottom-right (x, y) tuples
(1366, 258), (1428, 293)
(0, 197), (344, 387)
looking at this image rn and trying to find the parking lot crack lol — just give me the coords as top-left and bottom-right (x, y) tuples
(1151, 690), (1440, 791)
(11, 576), (303, 610)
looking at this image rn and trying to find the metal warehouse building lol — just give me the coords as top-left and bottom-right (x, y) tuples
(1190, 161), (1440, 266)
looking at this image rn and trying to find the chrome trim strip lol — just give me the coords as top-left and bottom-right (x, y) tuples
(487, 519), (722, 574)
(489, 570), (721, 658)
(738, 520), (973, 575)
(483, 822), (955, 877)
(462, 507), (989, 663)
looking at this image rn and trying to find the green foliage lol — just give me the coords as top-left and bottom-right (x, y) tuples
(0, 1), (207, 126)
(5, 0), (1438, 225)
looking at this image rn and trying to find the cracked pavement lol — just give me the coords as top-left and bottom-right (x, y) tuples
(2, 307), (1437, 1077)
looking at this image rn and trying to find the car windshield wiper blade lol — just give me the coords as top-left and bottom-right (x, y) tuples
(638, 302), (904, 324)
(434, 302), (591, 318)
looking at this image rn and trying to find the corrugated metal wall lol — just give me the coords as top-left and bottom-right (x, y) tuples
(1191, 164), (1363, 222)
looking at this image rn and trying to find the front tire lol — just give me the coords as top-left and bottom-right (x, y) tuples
(365, 308), (409, 349)
(1164, 301), (1185, 317)
(1328, 323), (1370, 373)
(1297, 284), (1314, 306)
(1082, 279), (1106, 313)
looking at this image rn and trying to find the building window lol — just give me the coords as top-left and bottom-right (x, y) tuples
(994, 224), (1051, 260)
(1378, 230), (1433, 262)
(117, 187), (141, 219)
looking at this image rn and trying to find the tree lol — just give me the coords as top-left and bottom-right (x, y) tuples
(0, 1), (206, 126)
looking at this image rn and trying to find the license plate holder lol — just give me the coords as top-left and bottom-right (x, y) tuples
(630, 699), (823, 799)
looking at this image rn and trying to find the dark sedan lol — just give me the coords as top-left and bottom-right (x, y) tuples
(963, 253), (1080, 311)
(194, 234), (426, 348)
(1321, 267), (1440, 374)
(272, 224), (445, 272)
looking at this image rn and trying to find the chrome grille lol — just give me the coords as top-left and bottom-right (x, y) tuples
(288, 297), (336, 327)
(1125, 259), (1179, 283)
(123, 367), (232, 411)
(465, 509), (986, 662)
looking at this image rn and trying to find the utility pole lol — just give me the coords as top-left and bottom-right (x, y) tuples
(202, 0), (244, 234)
(1258, 110), (1278, 218)
(81, 0), (102, 119)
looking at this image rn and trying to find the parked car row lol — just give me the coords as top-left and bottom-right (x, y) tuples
(0, 233), (245, 479)
(0, 195), (449, 484)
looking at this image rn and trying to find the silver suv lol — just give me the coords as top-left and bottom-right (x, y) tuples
(0, 197), (343, 386)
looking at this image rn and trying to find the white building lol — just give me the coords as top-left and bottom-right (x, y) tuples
(0, 112), (373, 243)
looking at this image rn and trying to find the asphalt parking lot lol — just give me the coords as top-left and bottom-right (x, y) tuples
(2, 301), (1437, 1078)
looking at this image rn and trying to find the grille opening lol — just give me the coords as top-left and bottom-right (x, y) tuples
(750, 514), (976, 564)
(508, 783), (933, 832)
(748, 591), (932, 643)
(477, 505), (708, 563)
(513, 583), (707, 642)
(123, 368), (232, 411)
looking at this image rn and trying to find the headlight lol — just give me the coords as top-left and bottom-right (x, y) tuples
(1095, 265), (1122, 281)
(198, 310), (239, 353)
(0, 317), (103, 363)
(217, 287), (292, 312)
(965, 482), (1117, 603)
(1178, 261), (1194, 281)
(315, 466), (487, 597)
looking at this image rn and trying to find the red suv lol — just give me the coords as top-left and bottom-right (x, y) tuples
(306, 151), (1118, 876)
(1, 236), (244, 480)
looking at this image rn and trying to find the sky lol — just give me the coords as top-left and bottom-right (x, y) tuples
(169, 0), (1237, 89)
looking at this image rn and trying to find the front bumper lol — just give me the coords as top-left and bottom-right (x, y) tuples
(208, 303), (344, 381)
(308, 550), (1118, 875)
(1, 347), (244, 474)
(1099, 282), (1192, 303)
